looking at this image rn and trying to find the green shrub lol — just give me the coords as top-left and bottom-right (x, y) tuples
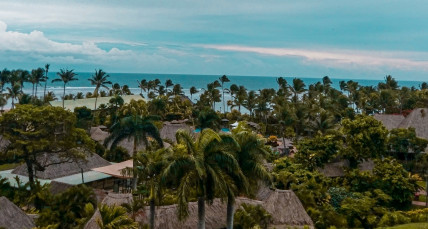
(378, 211), (411, 226)
(234, 204), (272, 229)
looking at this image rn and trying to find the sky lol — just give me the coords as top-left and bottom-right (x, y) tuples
(1, 0), (428, 81)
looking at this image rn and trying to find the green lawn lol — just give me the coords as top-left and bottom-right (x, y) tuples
(378, 222), (428, 229)
(0, 163), (20, 171)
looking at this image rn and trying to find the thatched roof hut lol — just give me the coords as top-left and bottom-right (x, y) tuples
(0, 196), (35, 229)
(373, 114), (405, 130)
(398, 108), (428, 140)
(84, 208), (101, 229)
(263, 190), (313, 228)
(134, 189), (312, 228)
(101, 192), (133, 206)
(49, 180), (74, 194)
(90, 126), (146, 155)
(160, 121), (192, 142)
(11, 153), (110, 180)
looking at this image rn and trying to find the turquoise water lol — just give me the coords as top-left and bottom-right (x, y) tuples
(194, 128), (229, 133)
(6, 72), (427, 109)
(221, 128), (230, 132)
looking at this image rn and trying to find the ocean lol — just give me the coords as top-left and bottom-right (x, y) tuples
(4, 73), (427, 110)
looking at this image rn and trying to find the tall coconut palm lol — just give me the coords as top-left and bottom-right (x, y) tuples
(190, 86), (199, 101)
(226, 131), (271, 229)
(105, 114), (163, 189)
(29, 68), (44, 97)
(243, 90), (257, 117)
(43, 64), (50, 100)
(0, 68), (10, 95)
(6, 83), (21, 109)
(51, 69), (78, 108)
(89, 69), (112, 110)
(162, 129), (242, 229)
(123, 148), (172, 229)
(0, 94), (6, 112)
(165, 79), (174, 92)
(289, 78), (306, 105)
(233, 85), (247, 112)
(219, 75), (230, 113)
(97, 204), (138, 229)
(137, 79), (148, 95)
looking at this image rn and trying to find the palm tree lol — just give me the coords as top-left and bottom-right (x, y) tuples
(89, 69), (112, 110)
(0, 94), (6, 112)
(190, 86), (199, 101)
(137, 79), (148, 95)
(51, 69), (78, 108)
(162, 129), (242, 229)
(226, 131), (271, 229)
(124, 148), (171, 229)
(105, 114), (163, 189)
(97, 204), (138, 229)
(6, 83), (21, 109)
(43, 91), (57, 103)
(43, 64), (50, 100)
(243, 90), (257, 117)
(289, 78), (306, 105)
(29, 68), (44, 97)
(121, 197), (145, 222)
(172, 84), (183, 96)
(233, 85), (247, 112)
(165, 79), (174, 92)
(0, 68), (10, 95)
(219, 75), (230, 113)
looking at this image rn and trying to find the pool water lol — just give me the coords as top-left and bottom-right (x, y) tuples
(221, 128), (230, 132)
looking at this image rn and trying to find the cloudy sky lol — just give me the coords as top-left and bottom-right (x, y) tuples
(1, 0), (428, 80)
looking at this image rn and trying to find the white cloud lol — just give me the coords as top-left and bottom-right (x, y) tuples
(202, 44), (428, 72)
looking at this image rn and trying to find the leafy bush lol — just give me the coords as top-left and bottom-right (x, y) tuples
(234, 204), (271, 229)
(378, 211), (411, 227)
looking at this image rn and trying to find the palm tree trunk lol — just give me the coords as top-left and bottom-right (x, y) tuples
(132, 140), (138, 191)
(197, 196), (205, 229)
(62, 83), (66, 108)
(35, 84), (38, 98)
(95, 95), (98, 110)
(149, 198), (155, 229)
(222, 86), (225, 113)
(43, 81), (47, 100)
(226, 194), (234, 229)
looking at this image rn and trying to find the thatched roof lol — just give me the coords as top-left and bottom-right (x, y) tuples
(0, 196), (35, 229)
(11, 153), (111, 180)
(135, 189), (312, 228)
(398, 108), (428, 140)
(160, 121), (192, 142)
(318, 159), (375, 177)
(90, 126), (146, 155)
(49, 180), (73, 195)
(373, 114), (405, 130)
(84, 208), (101, 229)
(101, 192), (133, 206)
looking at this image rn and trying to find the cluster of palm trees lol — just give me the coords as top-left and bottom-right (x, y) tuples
(137, 78), (185, 99)
(105, 108), (270, 229)
(0, 65), (50, 110)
